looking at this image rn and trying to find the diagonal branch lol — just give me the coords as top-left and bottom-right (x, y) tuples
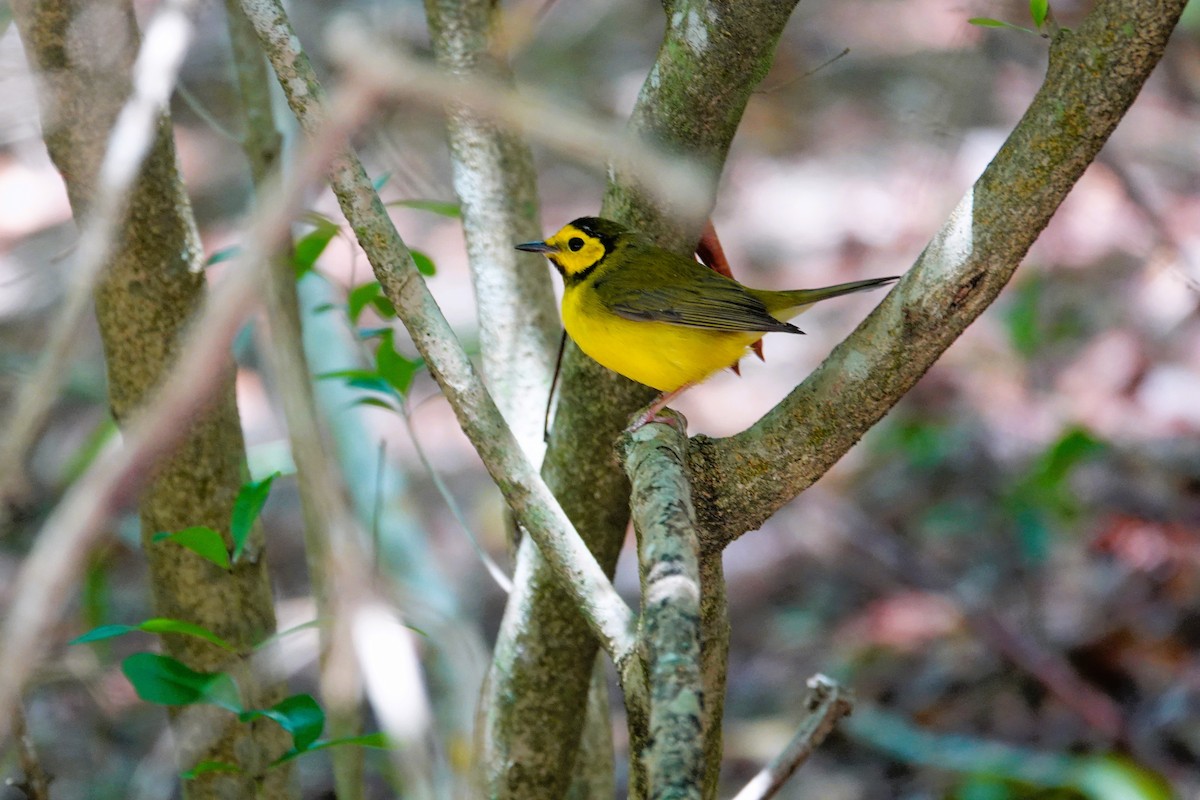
(731, 676), (854, 800)
(238, 0), (638, 659)
(689, 0), (1191, 547)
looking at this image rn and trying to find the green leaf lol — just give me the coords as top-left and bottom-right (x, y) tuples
(375, 332), (423, 397)
(122, 653), (242, 712)
(82, 549), (113, 631)
(71, 624), (137, 645)
(273, 732), (390, 766)
(205, 246), (242, 267)
(317, 369), (398, 397)
(386, 199), (461, 218)
(71, 618), (237, 650)
(351, 396), (400, 413)
(1005, 275), (1043, 356)
(968, 17), (1036, 33)
(371, 294), (397, 318)
(231, 473), (278, 563)
(62, 417), (118, 485)
(1069, 755), (1172, 800)
(1028, 0), (1048, 28)
(372, 171), (392, 192)
(293, 223), (339, 277)
(241, 694), (325, 752)
(181, 760), (241, 780)
(348, 281), (383, 325)
(357, 326), (392, 340)
(152, 526), (230, 570)
(138, 618), (237, 651)
(410, 249), (436, 277)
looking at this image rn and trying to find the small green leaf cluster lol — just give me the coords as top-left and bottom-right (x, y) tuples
(72, 618), (387, 778)
(152, 473), (279, 569)
(969, 0), (1054, 36)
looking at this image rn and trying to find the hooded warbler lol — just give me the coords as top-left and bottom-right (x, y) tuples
(517, 216), (898, 428)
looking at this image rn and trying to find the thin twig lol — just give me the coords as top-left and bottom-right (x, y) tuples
(174, 81), (241, 142)
(731, 675), (854, 800)
(13, 705), (51, 800)
(324, 24), (710, 220)
(400, 400), (513, 594)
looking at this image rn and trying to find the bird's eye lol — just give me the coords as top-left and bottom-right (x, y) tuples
(568, 237), (585, 252)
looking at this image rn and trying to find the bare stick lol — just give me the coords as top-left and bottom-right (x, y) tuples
(731, 675), (854, 800)
(13, 706), (51, 800)
(325, 24), (710, 220)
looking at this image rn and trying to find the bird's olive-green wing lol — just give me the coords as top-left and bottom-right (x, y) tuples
(595, 252), (801, 334)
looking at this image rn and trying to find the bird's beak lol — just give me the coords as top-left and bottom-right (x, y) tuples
(515, 240), (558, 254)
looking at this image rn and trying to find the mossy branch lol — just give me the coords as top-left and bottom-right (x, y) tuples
(690, 0), (1190, 548)
(621, 413), (706, 800)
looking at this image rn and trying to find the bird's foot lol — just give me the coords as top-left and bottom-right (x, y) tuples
(625, 389), (690, 435)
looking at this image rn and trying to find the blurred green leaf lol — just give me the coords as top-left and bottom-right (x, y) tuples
(1005, 275), (1043, 356)
(375, 331), (424, 397)
(240, 694), (325, 752)
(182, 760), (241, 780)
(82, 549), (111, 631)
(71, 624), (137, 645)
(318, 369), (397, 397)
(152, 526), (230, 570)
(293, 222), (339, 277)
(122, 653), (241, 712)
(371, 294), (398, 318)
(954, 774), (1013, 800)
(231, 473), (278, 563)
(1069, 756), (1172, 800)
(273, 732), (390, 766)
(348, 281), (383, 325)
(386, 199), (461, 218)
(138, 618), (237, 651)
(351, 396), (401, 413)
(1029, 0), (1048, 28)
(411, 249), (436, 277)
(968, 17), (1036, 33)
(372, 171), (392, 192)
(60, 417), (118, 485)
(1006, 427), (1105, 561)
(71, 618), (236, 651)
(204, 246), (242, 267)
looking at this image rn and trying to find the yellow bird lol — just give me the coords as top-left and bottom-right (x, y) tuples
(517, 217), (897, 428)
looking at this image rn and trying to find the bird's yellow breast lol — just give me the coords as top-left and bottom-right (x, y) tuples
(562, 283), (759, 392)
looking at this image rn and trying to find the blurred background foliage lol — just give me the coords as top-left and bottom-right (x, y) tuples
(1, 0), (1198, 797)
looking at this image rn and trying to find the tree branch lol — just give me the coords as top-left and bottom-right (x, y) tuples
(621, 413), (705, 800)
(480, 2), (801, 794)
(690, 0), (1191, 547)
(731, 676), (853, 800)
(238, 0), (639, 658)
